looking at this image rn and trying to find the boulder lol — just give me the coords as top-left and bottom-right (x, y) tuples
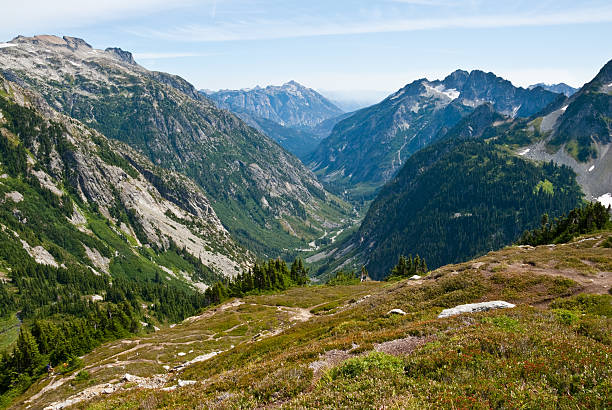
(438, 301), (515, 318)
(387, 308), (407, 315)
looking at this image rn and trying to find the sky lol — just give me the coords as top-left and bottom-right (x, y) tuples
(1, 0), (611, 104)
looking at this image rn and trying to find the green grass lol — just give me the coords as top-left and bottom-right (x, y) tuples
(534, 179), (554, 195)
(16, 233), (612, 409)
(0, 314), (20, 352)
(329, 351), (404, 379)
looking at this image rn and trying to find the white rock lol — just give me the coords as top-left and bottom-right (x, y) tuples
(5, 191), (23, 203)
(178, 379), (197, 387)
(438, 301), (515, 318)
(177, 352), (186, 356)
(387, 308), (407, 315)
(409, 275), (421, 280)
(20, 240), (58, 267)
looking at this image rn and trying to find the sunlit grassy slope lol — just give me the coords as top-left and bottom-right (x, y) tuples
(15, 231), (612, 409)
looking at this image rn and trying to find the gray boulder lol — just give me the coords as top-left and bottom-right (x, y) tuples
(438, 301), (515, 318)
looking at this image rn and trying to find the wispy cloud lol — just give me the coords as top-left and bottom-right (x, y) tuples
(134, 51), (215, 60)
(0, 0), (199, 37)
(131, 4), (612, 42)
(387, 0), (456, 5)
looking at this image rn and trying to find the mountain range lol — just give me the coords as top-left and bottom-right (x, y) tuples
(1, 30), (612, 409)
(0, 35), (351, 258)
(205, 82), (345, 158)
(308, 69), (563, 199)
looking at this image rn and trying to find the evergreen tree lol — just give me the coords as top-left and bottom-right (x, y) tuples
(13, 327), (42, 374)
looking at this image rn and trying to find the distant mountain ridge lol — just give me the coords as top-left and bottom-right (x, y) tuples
(204, 82), (345, 158)
(206, 81), (344, 128)
(308, 69), (562, 199)
(529, 82), (578, 97)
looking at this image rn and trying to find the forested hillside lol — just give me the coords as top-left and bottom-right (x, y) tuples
(359, 141), (583, 278)
(0, 74), (256, 404)
(315, 105), (584, 279)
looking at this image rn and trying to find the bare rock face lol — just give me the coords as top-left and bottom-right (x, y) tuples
(0, 73), (251, 282)
(20, 240), (58, 267)
(104, 47), (135, 65)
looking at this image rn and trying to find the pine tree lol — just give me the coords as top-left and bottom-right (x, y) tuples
(14, 327), (42, 374)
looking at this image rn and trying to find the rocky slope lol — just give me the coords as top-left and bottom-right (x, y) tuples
(0, 36), (350, 257)
(500, 58), (612, 203)
(308, 70), (561, 199)
(0, 72), (250, 284)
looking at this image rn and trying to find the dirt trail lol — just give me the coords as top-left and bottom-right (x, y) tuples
(498, 240), (612, 296)
(33, 298), (320, 409)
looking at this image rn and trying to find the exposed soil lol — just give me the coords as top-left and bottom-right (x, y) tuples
(374, 336), (435, 356)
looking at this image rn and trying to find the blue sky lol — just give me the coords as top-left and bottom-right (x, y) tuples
(2, 0), (611, 101)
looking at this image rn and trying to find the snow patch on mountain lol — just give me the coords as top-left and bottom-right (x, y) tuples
(518, 148), (530, 156)
(431, 84), (459, 100)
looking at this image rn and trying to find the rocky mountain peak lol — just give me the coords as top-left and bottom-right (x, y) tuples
(442, 69), (470, 89)
(589, 58), (612, 89)
(284, 80), (302, 88)
(105, 47), (136, 65)
(528, 82), (577, 97)
(12, 35), (92, 50)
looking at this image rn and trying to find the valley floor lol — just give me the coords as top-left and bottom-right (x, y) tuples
(14, 232), (612, 409)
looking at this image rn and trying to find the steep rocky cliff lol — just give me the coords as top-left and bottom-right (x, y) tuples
(0, 72), (250, 287)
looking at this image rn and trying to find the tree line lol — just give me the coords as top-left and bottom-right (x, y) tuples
(518, 202), (611, 245)
(205, 258), (309, 304)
